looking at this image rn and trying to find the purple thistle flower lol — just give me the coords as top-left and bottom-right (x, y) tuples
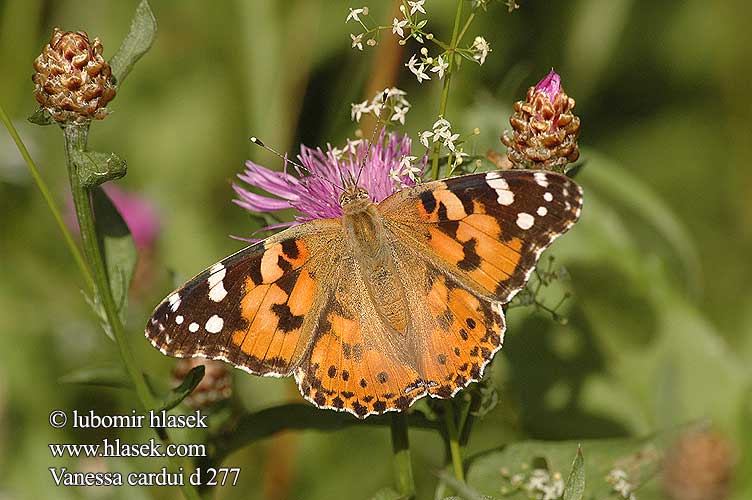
(233, 130), (426, 233)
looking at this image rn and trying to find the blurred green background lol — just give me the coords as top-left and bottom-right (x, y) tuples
(1, 1), (751, 499)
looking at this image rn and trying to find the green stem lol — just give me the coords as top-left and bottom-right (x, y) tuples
(456, 12), (476, 45)
(390, 412), (416, 498)
(62, 123), (200, 500)
(63, 123), (152, 406)
(443, 400), (465, 483)
(431, 0), (464, 180)
(0, 105), (94, 291)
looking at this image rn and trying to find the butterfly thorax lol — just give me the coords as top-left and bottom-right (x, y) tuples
(340, 186), (411, 336)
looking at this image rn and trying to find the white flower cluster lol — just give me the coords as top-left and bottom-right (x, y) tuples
(607, 469), (637, 500)
(405, 49), (448, 83)
(419, 117), (460, 151)
(346, 6), (375, 50)
(471, 35), (491, 65)
(509, 469), (565, 500)
(389, 155), (422, 188)
(350, 87), (411, 125)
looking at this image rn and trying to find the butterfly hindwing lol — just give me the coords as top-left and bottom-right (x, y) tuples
(379, 170), (583, 303)
(294, 255), (427, 418)
(145, 219), (342, 376)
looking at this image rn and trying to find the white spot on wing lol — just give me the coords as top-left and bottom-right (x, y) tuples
(486, 172), (514, 205)
(188, 322), (199, 333)
(544, 192), (553, 202)
(176, 315), (184, 324)
(534, 172), (549, 187)
(516, 212), (534, 230)
(205, 315), (224, 333)
(537, 206), (548, 216)
(168, 293), (181, 312)
(208, 263), (228, 302)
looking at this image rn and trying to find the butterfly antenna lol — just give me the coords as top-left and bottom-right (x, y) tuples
(249, 136), (344, 193)
(355, 90), (389, 187)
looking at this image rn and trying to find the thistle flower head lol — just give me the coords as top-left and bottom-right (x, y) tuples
(233, 130), (426, 233)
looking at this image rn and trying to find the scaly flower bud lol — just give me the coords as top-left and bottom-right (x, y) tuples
(663, 429), (735, 500)
(501, 69), (580, 172)
(172, 359), (233, 409)
(32, 28), (116, 123)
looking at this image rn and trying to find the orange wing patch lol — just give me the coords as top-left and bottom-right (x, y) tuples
(294, 291), (426, 419)
(418, 270), (505, 397)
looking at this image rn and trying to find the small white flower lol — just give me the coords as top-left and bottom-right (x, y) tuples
(351, 33), (364, 50)
(432, 117), (451, 132)
(392, 17), (408, 37)
(408, 0), (426, 15)
(406, 54), (420, 73)
(350, 100), (370, 122)
(329, 146), (344, 159)
(399, 155), (417, 170)
(419, 131), (434, 148)
(392, 105), (409, 124)
(471, 36), (491, 65)
(389, 166), (403, 185)
(345, 138), (363, 154)
(526, 469), (550, 492)
(406, 56), (431, 83)
(431, 54), (448, 79)
(454, 148), (469, 165)
(510, 473), (525, 488)
(346, 7), (367, 23)
(417, 64), (431, 83)
(443, 132), (460, 151)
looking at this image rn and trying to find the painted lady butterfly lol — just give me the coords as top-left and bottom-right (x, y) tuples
(146, 169), (582, 418)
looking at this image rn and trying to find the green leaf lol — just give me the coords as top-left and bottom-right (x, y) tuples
(72, 150), (127, 188)
(109, 0), (157, 85)
(27, 108), (54, 126)
(563, 447), (585, 500)
(91, 187), (137, 321)
(466, 434), (666, 499)
(208, 404), (439, 464)
(59, 365), (132, 389)
(157, 365), (205, 412)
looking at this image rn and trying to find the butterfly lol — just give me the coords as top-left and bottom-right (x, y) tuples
(145, 169), (582, 418)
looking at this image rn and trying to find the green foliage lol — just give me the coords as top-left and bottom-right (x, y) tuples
(109, 0), (157, 85)
(92, 186), (137, 321)
(158, 365), (204, 412)
(59, 365), (132, 389)
(466, 433), (664, 499)
(563, 447), (585, 500)
(72, 150), (127, 188)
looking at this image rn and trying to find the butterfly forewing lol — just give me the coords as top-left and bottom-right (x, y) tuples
(145, 220), (342, 376)
(379, 170), (583, 303)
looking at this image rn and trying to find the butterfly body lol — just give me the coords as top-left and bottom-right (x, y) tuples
(146, 170), (582, 418)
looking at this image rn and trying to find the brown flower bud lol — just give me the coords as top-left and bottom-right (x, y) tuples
(501, 69), (580, 173)
(172, 359), (233, 410)
(663, 429), (735, 500)
(32, 28), (116, 123)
